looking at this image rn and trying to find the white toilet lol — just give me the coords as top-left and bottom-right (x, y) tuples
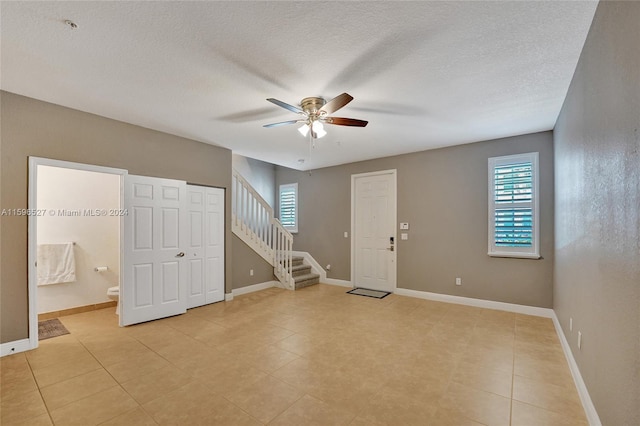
(107, 286), (120, 315)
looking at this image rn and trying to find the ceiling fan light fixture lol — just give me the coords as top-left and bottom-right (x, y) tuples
(298, 124), (310, 137)
(312, 121), (326, 138)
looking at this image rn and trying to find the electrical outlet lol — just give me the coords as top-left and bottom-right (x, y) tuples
(250, 269), (254, 276)
(578, 331), (582, 350)
(570, 317), (573, 332)
(326, 264), (331, 270)
(455, 277), (462, 286)
(344, 231), (348, 238)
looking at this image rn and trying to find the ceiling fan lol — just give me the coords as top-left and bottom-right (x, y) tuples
(263, 93), (368, 139)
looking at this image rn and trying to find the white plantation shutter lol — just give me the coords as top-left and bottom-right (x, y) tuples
(279, 183), (298, 232)
(488, 153), (540, 258)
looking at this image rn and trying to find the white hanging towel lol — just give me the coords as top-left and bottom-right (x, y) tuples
(37, 243), (76, 285)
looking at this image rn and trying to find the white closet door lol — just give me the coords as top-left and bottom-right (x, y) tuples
(187, 185), (224, 308)
(121, 175), (187, 326)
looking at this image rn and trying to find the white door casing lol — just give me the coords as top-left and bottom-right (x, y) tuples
(186, 185), (224, 308)
(122, 175), (187, 326)
(24, 157), (126, 355)
(351, 170), (397, 292)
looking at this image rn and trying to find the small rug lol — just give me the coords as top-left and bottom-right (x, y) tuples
(38, 318), (70, 341)
(347, 287), (391, 299)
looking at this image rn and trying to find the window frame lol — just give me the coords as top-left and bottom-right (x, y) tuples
(278, 182), (298, 233)
(488, 152), (540, 259)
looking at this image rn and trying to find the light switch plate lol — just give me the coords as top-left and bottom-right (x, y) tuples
(400, 222), (409, 230)
(401, 233), (408, 240)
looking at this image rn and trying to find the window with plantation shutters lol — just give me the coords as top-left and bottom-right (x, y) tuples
(279, 183), (298, 233)
(488, 153), (540, 259)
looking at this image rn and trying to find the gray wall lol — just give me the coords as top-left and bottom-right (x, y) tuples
(553, 2), (640, 424)
(232, 154), (276, 208)
(276, 131), (555, 308)
(231, 235), (275, 290)
(1, 92), (233, 343)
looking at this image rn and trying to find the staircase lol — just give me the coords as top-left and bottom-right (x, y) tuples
(290, 256), (320, 289)
(232, 169), (318, 290)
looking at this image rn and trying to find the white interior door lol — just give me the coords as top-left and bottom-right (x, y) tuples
(122, 175), (187, 326)
(186, 185), (224, 308)
(352, 170), (397, 292)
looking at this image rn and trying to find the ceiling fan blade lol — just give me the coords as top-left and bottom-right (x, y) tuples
(324, 117), (368, 127)
(263, 120), (301, 128)
(266, 98), (304, 114)
(319, 93), (353, 115)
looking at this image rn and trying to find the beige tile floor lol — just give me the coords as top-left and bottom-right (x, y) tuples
(1, 284), (588, 425)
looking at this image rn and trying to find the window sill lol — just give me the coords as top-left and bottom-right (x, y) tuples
(488, 252), (541, 260)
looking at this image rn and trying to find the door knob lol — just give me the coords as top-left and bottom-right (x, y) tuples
(176, 252), (185, 258)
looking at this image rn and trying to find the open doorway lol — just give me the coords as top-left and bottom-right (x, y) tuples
(28, 157), (126, 349)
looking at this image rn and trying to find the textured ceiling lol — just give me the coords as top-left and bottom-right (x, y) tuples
(1, 1), (598, 170)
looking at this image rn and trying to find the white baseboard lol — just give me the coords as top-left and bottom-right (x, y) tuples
(1, 338), (34, 357)
(224, 293), (234, 301)
(393, 287), (554, 318)
(551, 313), (602, 426)
(323, 278), (352, 288)
(231, 280), (277, 297)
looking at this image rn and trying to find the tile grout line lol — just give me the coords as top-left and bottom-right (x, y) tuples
(68, 333), (154, 425)
(23, 353), (56, 425)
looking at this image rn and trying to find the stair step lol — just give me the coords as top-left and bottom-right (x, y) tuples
(291, 264), (312, 277)
(282, 256), (304, 267)
(294, 273), (320, 290)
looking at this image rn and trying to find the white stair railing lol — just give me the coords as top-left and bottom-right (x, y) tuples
(272, 219), (294, 289)
(232, 169), (295, 290)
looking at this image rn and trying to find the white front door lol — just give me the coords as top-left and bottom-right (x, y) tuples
(186, 185), (224, 308)
(352, 170), (397, 292)
(122, 175), (187, 326)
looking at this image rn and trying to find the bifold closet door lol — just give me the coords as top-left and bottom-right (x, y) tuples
(122, 175), (187, 326)
(186, 185), (225, 309)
